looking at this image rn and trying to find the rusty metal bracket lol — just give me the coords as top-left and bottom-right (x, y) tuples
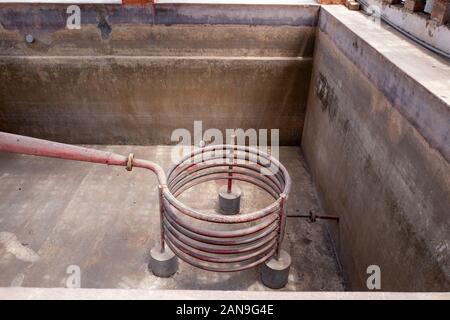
(126, 153), (134, 171)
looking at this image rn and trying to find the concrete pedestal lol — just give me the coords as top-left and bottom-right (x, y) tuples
(218, 185), (242, 215)
(149, 244), (178, 278)
(261, 250), (292, 289)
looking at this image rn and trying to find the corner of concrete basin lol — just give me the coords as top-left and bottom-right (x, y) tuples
(302, 4), (450, 291)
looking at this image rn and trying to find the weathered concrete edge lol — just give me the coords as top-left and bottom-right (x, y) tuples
(319, 6), (450, 163)
(362, 0), (450, 56)
(0, 288), (449, 300)
(0, 55), (313, 61)
(0, 3), (320, 29)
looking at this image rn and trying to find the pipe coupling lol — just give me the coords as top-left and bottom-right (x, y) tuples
(126, 153), (134, 171)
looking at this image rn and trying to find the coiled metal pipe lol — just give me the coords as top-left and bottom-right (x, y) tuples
(162, 145), (291, 272)
(0, 132), (291, 272)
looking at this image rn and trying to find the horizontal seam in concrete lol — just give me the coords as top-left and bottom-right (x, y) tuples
(0, 55), (313, 61)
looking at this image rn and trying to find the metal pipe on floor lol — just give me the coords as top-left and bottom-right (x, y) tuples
(0, 131), (127, 166)
(0, 131), (167, 185)
(0, 131), (292, 274)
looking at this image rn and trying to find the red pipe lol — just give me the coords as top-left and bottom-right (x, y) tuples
(0, 132), (127, 165)
(0, 131), (167, 185)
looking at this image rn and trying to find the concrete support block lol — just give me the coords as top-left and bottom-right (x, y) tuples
(218, 185), (242, 215)
(346, 0), (361, 10)
(149, 245), (178, 278)
(404, 0), (426, 12)
(260, 250), (292, 289)
(431, 0), (450, 24)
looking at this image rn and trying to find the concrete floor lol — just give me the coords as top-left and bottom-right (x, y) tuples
(0, 146), (344, 291)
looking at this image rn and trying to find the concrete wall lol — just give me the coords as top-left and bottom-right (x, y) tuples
(0, 3), (319, 144)
(2, 2), (449, 291)
(302, 6), (450, 291)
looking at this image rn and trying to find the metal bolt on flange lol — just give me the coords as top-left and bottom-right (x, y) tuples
(25, 34), (35, 44)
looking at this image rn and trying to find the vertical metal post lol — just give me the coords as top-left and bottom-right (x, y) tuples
(276, 194), (287, 260)
(158, 185), (165, 253)
(227, 135), (236, 193)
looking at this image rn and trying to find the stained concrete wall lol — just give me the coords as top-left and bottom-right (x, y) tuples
(302, 6), (450, 291)
(0, 3), (319, 144)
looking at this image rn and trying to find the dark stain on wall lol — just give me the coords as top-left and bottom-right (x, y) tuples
(316, 72), (338, 122)
(96, 9), (112, 40)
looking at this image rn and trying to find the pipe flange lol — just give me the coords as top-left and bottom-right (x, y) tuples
(126, 153), (134, 171)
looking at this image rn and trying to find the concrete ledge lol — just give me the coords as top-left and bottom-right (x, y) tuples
(0, 55), (312, 145)
(0, 287), (449, 300)
(0, 24), (316, 57)
(0, 3), (320, 30)
(302, 5), (450, 291)
(320, 5), (450, 162)
(360, 0), (450, 57)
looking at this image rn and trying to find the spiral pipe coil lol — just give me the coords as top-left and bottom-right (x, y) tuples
(160, 145), (291, 272)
